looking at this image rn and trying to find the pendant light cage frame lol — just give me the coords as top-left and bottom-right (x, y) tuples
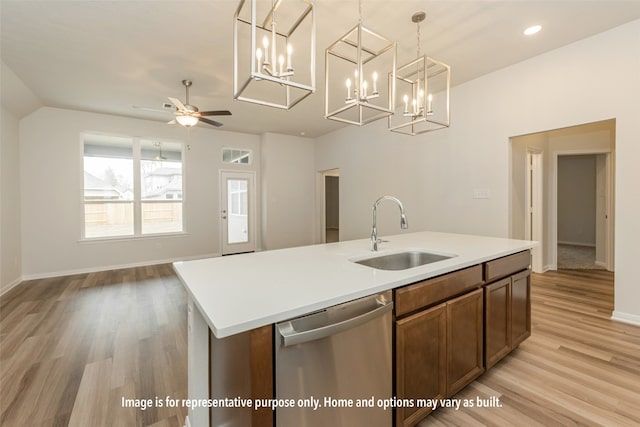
(389, 55), (450, 135)
(324, 23), (396, 126)
(389, 12), (451, 136)
(233, 0), (316, 110)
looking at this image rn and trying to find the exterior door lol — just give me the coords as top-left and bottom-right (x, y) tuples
(220, 171), (256, 255)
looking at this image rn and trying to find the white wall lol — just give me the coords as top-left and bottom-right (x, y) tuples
(316, 20), (640, 322)
(19, 107), (261, 278)
(1, 106), (22, 293)
(558, 155), (596, 246)
(260, 132), (316, 250)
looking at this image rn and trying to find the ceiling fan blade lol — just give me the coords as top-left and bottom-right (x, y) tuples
(133, 105), (173, 113)
(197, 110), (232, 116)
(168, 96), (186, 111)
(200, 117), (224, 127)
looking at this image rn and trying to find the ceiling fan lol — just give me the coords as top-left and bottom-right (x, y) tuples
(135, 80), (231, 128)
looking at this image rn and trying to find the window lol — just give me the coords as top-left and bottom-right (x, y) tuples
(83, 134), (183, 239)
(140, 139), (183, 234)
(222, 148), (251, 164)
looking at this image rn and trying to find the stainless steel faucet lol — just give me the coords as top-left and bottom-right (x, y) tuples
(371, 196), (408, 251)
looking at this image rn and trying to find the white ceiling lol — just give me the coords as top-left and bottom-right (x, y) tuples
(2, 1), (640, 138)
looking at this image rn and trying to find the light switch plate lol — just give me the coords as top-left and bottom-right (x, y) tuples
(473, 189), (491, 199)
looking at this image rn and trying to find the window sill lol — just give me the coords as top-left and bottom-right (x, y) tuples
(79, 231), (188, 244)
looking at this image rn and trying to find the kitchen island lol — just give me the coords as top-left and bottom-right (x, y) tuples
(173, 231), (536, 427)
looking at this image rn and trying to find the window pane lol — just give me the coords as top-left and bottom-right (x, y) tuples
(223, 148), (251, 164)
(227, 179), (248, 243)
(83, 158), (133, 201)
(84, 135), (134, 238)
(141, 202), (183, 234)
(140, 140), (183, 234)
(84, 202), (134, 238)
(140, 140), (183, 201)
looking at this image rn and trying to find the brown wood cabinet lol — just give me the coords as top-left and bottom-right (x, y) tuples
(393, 250), (532, 427)
(446, 288), (484, 396)
(395, 303), (447, 427)
(511, 269), (532, 348)
(484, 266), (531, 369)
(484, 278), (512, 369)
(395, 286), (484, 427)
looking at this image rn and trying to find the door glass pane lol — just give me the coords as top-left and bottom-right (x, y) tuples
(227, 179), (248, 244)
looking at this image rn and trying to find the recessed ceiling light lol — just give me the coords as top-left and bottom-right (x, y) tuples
(524, 25), (542, 36)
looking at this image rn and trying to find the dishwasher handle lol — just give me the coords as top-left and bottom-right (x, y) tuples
(278, 297), (393, 347)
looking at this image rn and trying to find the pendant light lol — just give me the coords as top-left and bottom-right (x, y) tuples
(388, 12), (450, 136)
(233, 0), (316, 110)
(324, 0), (396, 126)
(154, 142), (167, 161)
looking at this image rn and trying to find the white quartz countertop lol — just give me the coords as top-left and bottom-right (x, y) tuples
(173, 231), (536, 339)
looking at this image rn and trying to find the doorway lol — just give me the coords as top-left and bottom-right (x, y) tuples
(220, 170), (256, 255)
(510, 119), (615, 273)
(553, 152), (612, 270)
(321, 169), (340, 243)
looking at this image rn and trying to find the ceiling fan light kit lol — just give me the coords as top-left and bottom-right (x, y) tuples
(165, 80), (231, 128)
(175, 114), (199, 127)
(388, 12), (451, 135)
(324, 0), (396, 126)
(233, 0), (316, 110)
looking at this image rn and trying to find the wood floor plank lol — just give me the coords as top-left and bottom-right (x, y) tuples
(2, 266), (638, 426)
(0, 264), (187, 427)
(423, 269), (640, 426)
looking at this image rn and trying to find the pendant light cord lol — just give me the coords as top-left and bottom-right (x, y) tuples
(417, 20), (421, 57)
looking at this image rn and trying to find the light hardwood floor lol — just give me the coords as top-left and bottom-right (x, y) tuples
(1, 267), (638, 426)
(424, 269), (640, 426)
(0, 264), (187, 427)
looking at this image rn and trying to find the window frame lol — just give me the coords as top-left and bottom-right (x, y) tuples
(222, 147), (252, 165)
(80, 133), (186, 241)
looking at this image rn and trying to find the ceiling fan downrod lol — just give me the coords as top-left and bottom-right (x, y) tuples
(182, 79), (193, 108)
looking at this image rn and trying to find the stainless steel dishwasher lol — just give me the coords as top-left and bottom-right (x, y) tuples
(275, 291), (393, 427)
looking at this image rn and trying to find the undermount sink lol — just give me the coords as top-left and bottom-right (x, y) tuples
(354, 251), (455, 271)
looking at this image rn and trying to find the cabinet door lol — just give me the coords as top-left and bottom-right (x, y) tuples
(447, 288), (484, 396)
(395, 303), (446, 427)
(511, 269), (531, 348)
(484, 278), (511, 369)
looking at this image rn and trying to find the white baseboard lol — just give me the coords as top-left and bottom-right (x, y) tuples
(19, 252), (222, 282)
(611, 311), (640, 327)
(0, 276), (23, 297)
(594, 260), (612, 270)
(532, 264), (551, 274)
(558, 241), (596, 247)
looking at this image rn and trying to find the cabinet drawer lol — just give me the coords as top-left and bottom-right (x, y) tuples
(484, 251), (530, 282)
(395, 265), (483, 317)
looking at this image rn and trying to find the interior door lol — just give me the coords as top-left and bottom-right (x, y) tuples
(220, 171), (256, 255)
(526, 151), (543, 272)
